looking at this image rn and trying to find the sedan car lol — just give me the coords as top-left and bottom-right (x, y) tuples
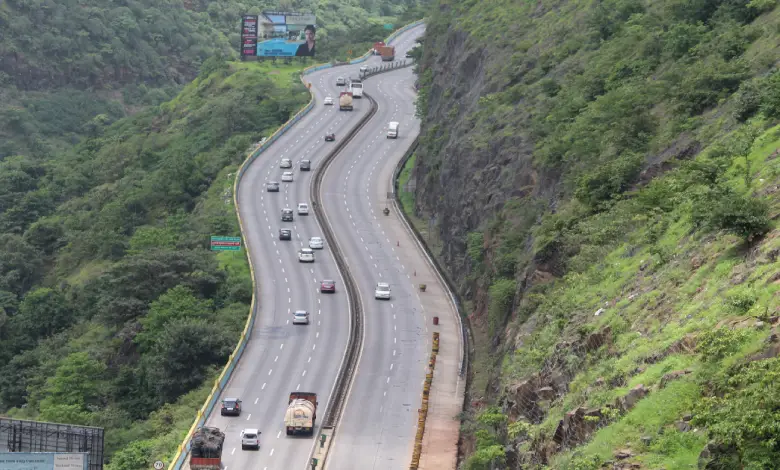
(375, 282), (391, 300)
(298, 248), (315, 263)
(309, 237), (324, 249)
(324, 96), (334, 105)
(266, 181), (279, 192)
(320, 279), (336, 293)
(292, 310), (310, 325)
(281, 208), (294, 222)
(221, 398), (242, 416)
(280, 158), (292, 168)
(300, 159), (311, 171)
(241, 428), (260, 450)
(324, 133), (335, 142)
(297, 203), (309, 215)
(281, 171), (294, 182)
(279, 228), (292, 240)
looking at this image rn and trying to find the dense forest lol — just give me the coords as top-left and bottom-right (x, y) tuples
(0, 0), (426, 158)
(0, 0), (426, 468)
(405, 0), (780, 468)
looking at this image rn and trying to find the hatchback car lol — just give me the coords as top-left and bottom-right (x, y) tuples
(221, 398), (242, 416)
(292, 310), (310, 325)
(298, 248), (315, 263)
(266, 181), (279, 192)
(297, 203), (309, 215)
(279, 228), (292, 240)
(375, 282), (391, 300)
(324, 133), (335, 142)
(324, 96), (334, 105)
(281, 171), (294, 182)
(280, 158), (292, 168)
(241, 428), (260, 450)
(320, 279), (336, 293)
(300, 159), (311, 171)
(281, 208), (294, 222)
(309, 237), (324, 249)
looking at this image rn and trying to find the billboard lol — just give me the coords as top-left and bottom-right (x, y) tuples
(0, 419), (104, 470)
(0, 452), (88, 470)
(239, 11), (317, 58)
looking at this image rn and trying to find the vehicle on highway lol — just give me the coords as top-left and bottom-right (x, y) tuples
(375, 282), (391, 300)
(324, 133), (336, 141)
(339, 91), (353, 111)
(240, 429), (260, 450)
(280, 158), (292, 168)
(298, 248), (315, 263)
(320, 279), (336, 293)
(336, 76), (346, 86)
(309, 237), (324, 249)
(285, 392), (318, 435)
(281, 208), (294, 222)
(298, 203), (309, 215)
(300, 159), (311, 171)
(348, 78), (363, 98)
(387, 121), (399, 139)
(266, 181), (280, 192)
(282, 171), (294, 182)
(221, 398), (242, 416)
(359, 65), (368, 75)
(279, 228), (292, 240)
(324, 96), (334, 105)
(292, 310), (310, 325)
(190, 427), (225, 470)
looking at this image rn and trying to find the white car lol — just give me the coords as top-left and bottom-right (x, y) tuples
(280, 158), (292, 168)
(293, 310), (310, 325)
(309, 237), (324, 249)
(324, 96), (334, 105)
(336, 77), (346, 86)
(298, 248), (315, 263)
(241, 429), (260, 450)
(281, 171), (294, 182)
(375, 282), (391, 300)
(298, 203), (309, 215)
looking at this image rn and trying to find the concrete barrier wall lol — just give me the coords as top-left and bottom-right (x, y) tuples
(166, 17), (426, 470)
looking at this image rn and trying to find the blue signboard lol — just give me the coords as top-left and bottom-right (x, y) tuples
(257, 38), (304, 57)
(0, 452), (89, 470)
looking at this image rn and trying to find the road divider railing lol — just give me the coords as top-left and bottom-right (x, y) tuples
(410, 332), (440, 469)
(166, 19), (426, 470)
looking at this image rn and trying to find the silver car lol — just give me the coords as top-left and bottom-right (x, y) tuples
(281, 171), (294, 182)
(292, 310), (310, 325)
(375, 282), (391, 300)
(309, 237), (324, 249)
(280, 158), (292, 168)
(298, 248), (315, 263)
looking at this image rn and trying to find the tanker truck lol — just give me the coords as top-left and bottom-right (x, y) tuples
(189, 426), (225, 470)
(284, 392), (318, 436)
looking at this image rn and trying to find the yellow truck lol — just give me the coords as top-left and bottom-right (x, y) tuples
(284, 392), (318, 436)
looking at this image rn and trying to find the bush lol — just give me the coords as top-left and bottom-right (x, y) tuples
(691, 187), (772, 241)
(575, 153), (645, 207)
(488, 278), (517, 334)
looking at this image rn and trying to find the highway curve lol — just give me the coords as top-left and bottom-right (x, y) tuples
(319, 50), (425, 469)
(190, 26), (425, 470)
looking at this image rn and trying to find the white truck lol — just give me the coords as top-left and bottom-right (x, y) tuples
(387, 121), (399, 139)
(349, 78), (363, 98)
(285, 392), (318, 435)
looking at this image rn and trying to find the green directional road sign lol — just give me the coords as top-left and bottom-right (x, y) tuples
(384, 23), (393, 30)
(211, 236), (242, 251)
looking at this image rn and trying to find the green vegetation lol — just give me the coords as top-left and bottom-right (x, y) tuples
(408, 0), (780, 467)
(0, 0), (428, 158)
(0, 57), (307, 468)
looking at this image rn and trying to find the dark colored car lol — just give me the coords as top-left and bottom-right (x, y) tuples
(281, 208), (294, 222)
(320, 279), (336, 293)
(221, 398), (242, 416)
(266, 181), (279, 192)
(324, 133), (335, 142)
(279, 228), (292, 240)
(300, 159), (311, 171)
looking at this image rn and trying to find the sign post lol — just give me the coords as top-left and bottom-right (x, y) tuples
(210, 236), (242, 251)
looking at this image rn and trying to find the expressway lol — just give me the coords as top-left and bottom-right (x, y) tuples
(191, 26), (425, 470)
(321, 61), (425, 468)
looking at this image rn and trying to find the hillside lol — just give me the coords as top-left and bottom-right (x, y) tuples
(0, 57), (309, 468)
(0, 0), (426, 158)
(404, 0), (780, 468)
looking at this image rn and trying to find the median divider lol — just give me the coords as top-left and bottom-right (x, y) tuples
(166, 19), (426, 470)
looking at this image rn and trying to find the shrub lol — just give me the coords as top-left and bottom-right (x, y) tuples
(691, 187), (771, 241)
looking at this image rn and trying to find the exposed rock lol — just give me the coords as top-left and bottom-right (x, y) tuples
(536, 386), (555, 401)
(641, 435), (652, 446)
(615, 384), (648, 412)
(659, 369), (692, 389)
(594, 377), (606, 387)
(698, 440), (739, 469)
(585, 326), (613, 352)
(683, 413), (693, 422)
(690, 256), (703, 270)
(676, 420), (691, 432)
(614, 449), (632, 459)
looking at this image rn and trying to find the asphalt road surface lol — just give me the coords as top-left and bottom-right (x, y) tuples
(192, 25), (425, 470)
(321, 45), (426, 470)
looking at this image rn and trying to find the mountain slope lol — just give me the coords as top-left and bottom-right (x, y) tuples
(405, 0), (780, 468)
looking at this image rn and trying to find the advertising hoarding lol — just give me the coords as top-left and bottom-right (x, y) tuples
(0, 452), (88, 470)
(255, 11), (317, 57)
(240, 15), (258, 57)
(0, 418), (104, 470)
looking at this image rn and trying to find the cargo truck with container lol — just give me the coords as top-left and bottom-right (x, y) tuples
(373, 41), (385, 55)
(378, 45), (395, 61)
(339, 91), (353, 111)
(284, 392), (318, 435)
(189, 426), (225, 470)
(348, 78), (363, 98)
